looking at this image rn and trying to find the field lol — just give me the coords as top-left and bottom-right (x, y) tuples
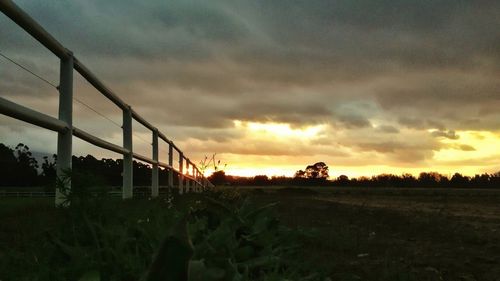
(249, 187), (500, 280)
(1, 186), (500, 280)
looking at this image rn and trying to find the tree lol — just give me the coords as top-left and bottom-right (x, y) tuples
(305, 162), (329, 179)
(0, 143), (17, 186)
(294, 169), (306, 178)
(418, 172), (445, 187)
(294, 162), (329, 179)
(14, 143), (39, 186)
(450, 173), (470, 187)
(336, 175), (349, 186)
(40, 154), (57, 186)
(209, 170), (226, 186)
(293, 162), (329, 185)
(253, 175), (270, 186)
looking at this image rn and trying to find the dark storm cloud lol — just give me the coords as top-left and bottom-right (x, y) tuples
(353, 140), (438, 163)
(5, 0), (498, 69)
(378, 72), (500, 131)
(335, 114), (371, 129)
(377, 125), (399, 134)
(1, 0), (499, 166)
(223, 101), (332, 126)
(1, 1), (250, 58)
(398, 118), (447, 131)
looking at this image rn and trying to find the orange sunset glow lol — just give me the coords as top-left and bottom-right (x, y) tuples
(1, 0), (499, 180)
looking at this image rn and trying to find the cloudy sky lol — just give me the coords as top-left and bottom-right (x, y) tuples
(1, 0), (499, 177)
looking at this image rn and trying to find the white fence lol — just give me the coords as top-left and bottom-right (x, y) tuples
(0, 190), (183, 198)
(0, 0), (214, 205)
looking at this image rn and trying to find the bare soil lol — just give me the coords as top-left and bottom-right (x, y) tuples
(247, 187), (500, 281)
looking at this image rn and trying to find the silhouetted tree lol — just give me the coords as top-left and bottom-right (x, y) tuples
(40, 154), (57, 187)
(307, 162), (329, 179)
(336, 175), (349, 186)
(294, 170), (306, 178)
(400, 173), (417, 188)
(471, 173), (491, 188)
(209, 170), (226, 186)
(2, 142), (500, 189)
(253, 175), (270, 186)
(14, 143), (39, 186)
(0, 143), (17, 186)
(450, 172), (470, 188)
(418, 172), (445, 188)
(295, 162), (329, 179)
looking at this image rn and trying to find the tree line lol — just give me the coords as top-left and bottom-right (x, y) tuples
(0, 143), (178, 189)
(208, 162), (500, 189)
(1, 143), (499, 188)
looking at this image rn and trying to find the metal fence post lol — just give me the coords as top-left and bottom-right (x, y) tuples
(168, 142), (173, 189)
(178, 151), (184, 194)
(55, 53), (73, 207)
(152, 129), (159, 198)
(122, 106), (133, 199)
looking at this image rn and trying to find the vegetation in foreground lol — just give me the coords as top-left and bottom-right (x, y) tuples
(0, 177), (318, 281)
(2, 185), (500, 280)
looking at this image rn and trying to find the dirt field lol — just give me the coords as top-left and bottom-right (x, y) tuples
(247, 187), (500, 281)
(2, 187), (500, 280)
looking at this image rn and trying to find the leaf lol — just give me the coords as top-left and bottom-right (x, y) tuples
(78, 270), (100, 281)
(244, 202), (278, 220)
(188, 260), (226, 281)
(141, 216), (194, 281)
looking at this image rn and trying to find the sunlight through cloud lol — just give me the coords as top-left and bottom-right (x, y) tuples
(233, 120), (325, 140)
(433, 131), (500, 163)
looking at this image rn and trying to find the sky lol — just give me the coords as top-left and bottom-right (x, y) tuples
(0, 0), (499, 178)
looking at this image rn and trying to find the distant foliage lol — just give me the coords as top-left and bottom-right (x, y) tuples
(222, 171), (500, 189)
(2, 176), (317, 280)
(0, 143), (41, 186)
(203, 153), (228, 186)
(208, 170), (227, 186)
(0, 143), (175, 188)
(1, 142), (499, 189)
(294, 162), (329, 180)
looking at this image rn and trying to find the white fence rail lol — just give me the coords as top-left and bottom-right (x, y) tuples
(0, 0), (214, 206)
(0, 190), (185, 198)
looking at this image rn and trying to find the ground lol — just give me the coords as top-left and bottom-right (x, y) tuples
(1, 186), (500, 280)
(247, 187), (500, 280)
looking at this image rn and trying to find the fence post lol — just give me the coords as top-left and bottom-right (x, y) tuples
(55, 53), (73, 207)
(178, 151), (184, 194)
(152, 129), (159, 198)
(198, 169), (203, 190)
(196, 168), (201, 192)
(122, 106), (133, 199)
(185, 159), (191, 193)
(192, 164), (197, 191)
(168, 142), (173, 189)
(194, 168), (197, 191)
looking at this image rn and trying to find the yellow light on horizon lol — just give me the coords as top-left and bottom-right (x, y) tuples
(433, 130), (500, 162)
(199, 126), (500, 180)
(234, 120), (325, 140)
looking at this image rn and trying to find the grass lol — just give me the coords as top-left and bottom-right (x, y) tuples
(1, 187), (500, 280)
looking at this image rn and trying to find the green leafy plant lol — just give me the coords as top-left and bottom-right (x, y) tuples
(2, 174), (321, 281)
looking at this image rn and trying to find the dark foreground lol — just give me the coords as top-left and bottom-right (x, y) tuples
(248, 187), (500, 280)
(1, 187), (499, 280)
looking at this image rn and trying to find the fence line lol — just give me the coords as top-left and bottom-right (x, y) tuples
(0, 190), (186, 198)
(0, 0), (214, 206)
